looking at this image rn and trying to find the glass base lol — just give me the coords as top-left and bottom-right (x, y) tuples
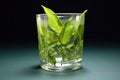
(41, 63), (82, 72)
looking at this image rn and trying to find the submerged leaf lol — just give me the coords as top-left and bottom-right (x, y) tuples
(60, 17), (73, 44)
(66, 43), (74, 49)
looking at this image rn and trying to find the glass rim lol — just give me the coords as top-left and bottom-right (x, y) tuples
(36, 13), (81, 16)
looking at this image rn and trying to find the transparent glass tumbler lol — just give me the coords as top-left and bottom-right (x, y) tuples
(36, 13), (85, 72)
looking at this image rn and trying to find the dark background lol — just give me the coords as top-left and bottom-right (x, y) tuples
(3, 0), (120, 46)
(1, 1), (120, 79)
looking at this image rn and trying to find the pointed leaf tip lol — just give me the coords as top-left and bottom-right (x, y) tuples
(82, 10), (88, 14)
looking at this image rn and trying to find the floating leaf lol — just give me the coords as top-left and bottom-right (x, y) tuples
(41, 5), (63, 33)
(73, 10), (88, 39)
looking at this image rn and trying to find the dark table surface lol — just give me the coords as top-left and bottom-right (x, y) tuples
(0, 42), (120, 80)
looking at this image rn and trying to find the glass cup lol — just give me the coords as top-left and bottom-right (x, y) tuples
(36, 13), (85, 72)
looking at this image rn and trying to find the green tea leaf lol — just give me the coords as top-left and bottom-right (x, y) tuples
(75, 10), (87, 28)
(66, 43), (74, 49)
(40, 47), (49, 61)
(46, 30), (58, 43)
(60, 17), (73, 44)
(80, 40), (83, 47)
(73, 10), (88, 39)
(48, 56), (56, 65)
(41, 5), (63, 33)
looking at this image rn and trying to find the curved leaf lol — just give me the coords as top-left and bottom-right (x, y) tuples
(60, 17), (73, 44)
(73, 10), (88, 39)
(41, 5), (63, 33)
